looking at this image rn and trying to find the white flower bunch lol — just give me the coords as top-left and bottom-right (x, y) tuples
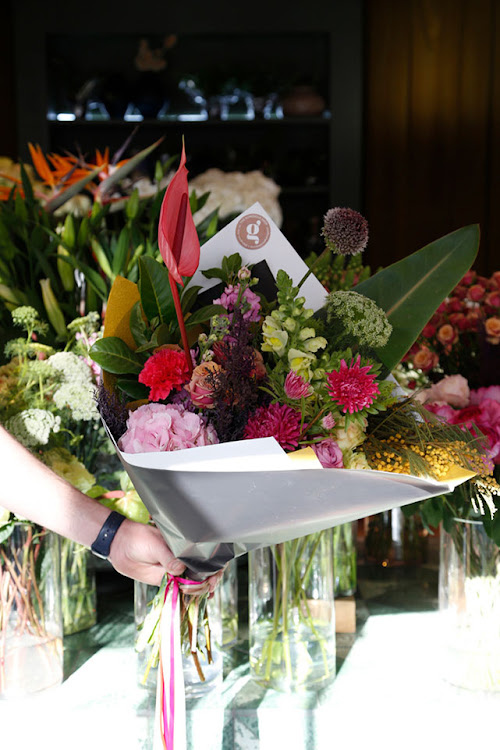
(48, 351), (99, 421)
(6, 409), (61, 448)
(189, 168), (283, 227)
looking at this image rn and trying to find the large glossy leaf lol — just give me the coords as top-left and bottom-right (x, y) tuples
(354, 224), (479, 371)
(185, 304), (225, 329)
(90, 337), (143, 375)
(138, 256), (175, 324)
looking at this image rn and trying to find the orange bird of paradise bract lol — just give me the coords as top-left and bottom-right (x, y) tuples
(158, 143), (200, 375)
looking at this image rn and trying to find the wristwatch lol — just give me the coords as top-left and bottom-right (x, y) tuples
(90, 511), (126, 560)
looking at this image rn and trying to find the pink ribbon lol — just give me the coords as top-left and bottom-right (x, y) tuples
(159, 573), (209, 750)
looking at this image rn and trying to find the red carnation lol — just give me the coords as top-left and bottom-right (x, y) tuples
(139, 347), (190, 401)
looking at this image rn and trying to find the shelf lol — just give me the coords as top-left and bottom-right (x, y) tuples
(47, 116), (331, 127)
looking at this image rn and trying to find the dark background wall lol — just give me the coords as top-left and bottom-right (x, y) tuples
(2, 0), (499, 274)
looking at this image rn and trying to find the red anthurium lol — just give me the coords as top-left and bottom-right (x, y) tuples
(158, 142), (200, 285)
(158, 143), (200, 376)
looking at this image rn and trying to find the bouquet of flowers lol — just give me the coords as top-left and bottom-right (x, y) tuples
(89, 143), (494, 748)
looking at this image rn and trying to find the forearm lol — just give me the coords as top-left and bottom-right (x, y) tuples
(0, 424), (108, 547)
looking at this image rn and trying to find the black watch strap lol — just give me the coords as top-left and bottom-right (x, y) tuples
(90, 511), (126, 560)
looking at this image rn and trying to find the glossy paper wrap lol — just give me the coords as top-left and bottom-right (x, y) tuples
(107, 431), (468, 579)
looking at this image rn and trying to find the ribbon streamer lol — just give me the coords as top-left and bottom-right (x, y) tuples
(153, 574), (209, 750)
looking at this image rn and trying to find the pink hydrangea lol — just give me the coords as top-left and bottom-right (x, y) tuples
(213, 284), (261, 322)
(243, 402), (302, 451)
(311, 439), (344, 468)
(118, 402), (218, 454)
(284, 371), (312, 399)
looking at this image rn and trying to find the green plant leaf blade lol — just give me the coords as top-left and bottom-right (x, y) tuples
(90, 336), (143, 375)
(354, 224), (480, 371)
(138, 256), (175, 324)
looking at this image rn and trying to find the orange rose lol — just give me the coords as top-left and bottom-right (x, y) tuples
(185, 361), (222, 408)
(485, 316), (500, 344)
(413, 345), (439, 372)
(437, 324), (457, 347)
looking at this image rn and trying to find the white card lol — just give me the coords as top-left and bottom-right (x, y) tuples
(190, 202), (328, 311)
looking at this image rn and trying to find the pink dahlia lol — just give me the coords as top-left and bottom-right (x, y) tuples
(243, 402), (302, 451)
(284, 371), (312, 399)
(326, 356), (380, 414)
(138, 347), (190, 401)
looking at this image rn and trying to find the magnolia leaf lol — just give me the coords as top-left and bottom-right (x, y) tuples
(129, 301), (149, 347)
(185, 304), (226, 329)
(354, 224), (480, 372)
(116, 378), (149, 401)
(181, 284), (202, 315)
(138, 256), (175, 324)
(44, 166), (101, 214)
(89, 336), (143, 375)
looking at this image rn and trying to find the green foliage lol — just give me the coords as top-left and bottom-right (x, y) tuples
(354, 225), (480, 372)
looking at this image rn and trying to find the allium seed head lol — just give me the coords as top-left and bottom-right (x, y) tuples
(322, 207), (369, 255)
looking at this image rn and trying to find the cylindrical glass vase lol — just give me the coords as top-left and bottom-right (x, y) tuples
(221, 557), (238, 649)
(134, 580), (223, 696)
(248, 531), (336, 692)
(0, 524), (63, 698)
(60, 538), (97, 635)
(439, 519), (500, 691)
(333, 522), (357, 597)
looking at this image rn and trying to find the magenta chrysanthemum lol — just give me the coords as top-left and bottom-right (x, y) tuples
(326, 356), (380, 414)
(284, 371), (312, 399)
(243, 402), (302, 451)
(322, 207), (369, 255)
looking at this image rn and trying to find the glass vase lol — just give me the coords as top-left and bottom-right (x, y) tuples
(60, 538), (97, 635)
(439, 519), (500, 691)
(220, 558), (238, 649)
(0, 524), (63, 698)
(333, 522), (357, 596)
(248, 531), (335, 692)
(134, 579), (223, 696)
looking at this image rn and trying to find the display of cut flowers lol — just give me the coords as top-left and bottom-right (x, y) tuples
(88, 143), (498, 749)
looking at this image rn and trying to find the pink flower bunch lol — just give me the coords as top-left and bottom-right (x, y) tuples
(118, 402), (218, 454)
(213, 283), (261, 322)
(405, 269), (500, 378)
(423, 381), (500, 465)
(243, 402), (303, 451)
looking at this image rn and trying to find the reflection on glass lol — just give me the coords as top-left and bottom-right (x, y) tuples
(84, 99), (110, 121)
(158, 77), (208, 121)
(219, 88), (254, 121)
(123, 103), (144, 122)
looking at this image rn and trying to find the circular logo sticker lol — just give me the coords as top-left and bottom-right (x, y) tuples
(235, 214), (271, 250)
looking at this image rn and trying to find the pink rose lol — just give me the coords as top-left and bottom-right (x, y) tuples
(423, 375), (470, 408)
(185, 362), (222, 409)
(311, 439), (344, 468)
(118, 402), (218, 453)
(467, 284), (485, 302)
(413, 345), (439, 372)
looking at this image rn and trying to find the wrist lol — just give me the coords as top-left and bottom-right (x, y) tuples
(90, 511), (126, 560)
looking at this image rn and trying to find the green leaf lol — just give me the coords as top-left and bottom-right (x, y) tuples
(57, 253), (108, 300)
(90, 336), (144, 375)
(354, 225), (480, 372)
(181, 284), (202, 315)
(20, 163), (35, 207)
(129, 301), (149, 347)
(91, 238), (114, 280)
(112, 227), (131, 277)
(116, 378), (149, 400)
(185, 304), (225, 328)
(138, 256), (175, 324)
(0, 520), (14, 544)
